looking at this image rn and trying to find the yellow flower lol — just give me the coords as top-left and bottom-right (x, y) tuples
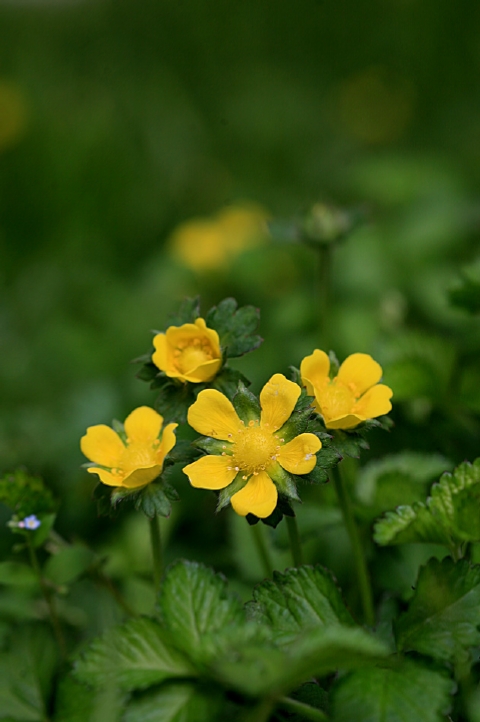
(183, 374), (322, 518)
(152, 317), (222, 384)
(81, 406), (177, 489)
(300, 350), (393, 430)
(170, 203), (269, 272)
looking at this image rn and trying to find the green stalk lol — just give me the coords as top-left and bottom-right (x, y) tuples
(149, 515), (163, 596)
(27, 536), (66, 659)
(333, 464), (374, 626)
(251, 523), (273, 578)
(286, 515), (303, 567)
(279, 696), (329, 721)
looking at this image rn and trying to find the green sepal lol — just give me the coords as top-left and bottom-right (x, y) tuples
(111, 418), (127, 442)
(268, 462), (301, 502)
(233, 381), (261, 423)
(395, 557), (480, 664)
(216, 472), (247, 512)
(165, 439), (200, 465)
(206, 297), (262, 358)
(167, 296), (201, 325)
(194, 437), (232, 456)
(247, 496), (295, 528)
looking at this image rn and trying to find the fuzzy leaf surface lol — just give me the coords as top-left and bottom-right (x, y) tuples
(159, 560), (246, 665)
(395, 557), (480, 662)
(74, 617), (195, 692)
(206, 298), (262, 358)
(247, 565), (355, 645)
(331, 660), (453, 722)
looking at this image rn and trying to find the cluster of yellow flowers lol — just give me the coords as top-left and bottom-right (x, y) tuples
(81, 318), (392, 519)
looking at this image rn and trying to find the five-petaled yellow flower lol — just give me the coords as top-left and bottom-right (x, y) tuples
(152, 318), (222, 384)
(183, 374), (322, 518)
(81, 406), (177, 489)
(300, 350), (393, 430)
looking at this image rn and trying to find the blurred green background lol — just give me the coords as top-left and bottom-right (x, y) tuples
(2, 0), (480, 573)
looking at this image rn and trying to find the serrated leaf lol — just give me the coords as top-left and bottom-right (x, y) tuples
(158, 560), (245, 665)
(246, 565), (355, 645)
(328, 427), (371, 459)
(54, 675), (126, 722)
(331, 659), (453, 722)
(213, 626), (388, 697)
(167, 297), (201, 325)
(154, 380), (193, 424)
(109, 480), (175, 519)
(395, 557), (480, 663)
(74, 617), (195, 692)
(209, 367), (250, 400)
(206, 298), (262, 358)
(123, 682), (222, 722)
(374, 458), (480, 547)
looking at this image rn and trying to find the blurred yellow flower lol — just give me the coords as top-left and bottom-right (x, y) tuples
(183, 374), (322, 518)
(152, 317), (222, 383)
(170, 203), (269, 271)
(300, 350), (393, 430)
(81, 406), (177, 489)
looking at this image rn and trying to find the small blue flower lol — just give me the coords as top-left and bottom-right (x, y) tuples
(21, 515), (41, 530)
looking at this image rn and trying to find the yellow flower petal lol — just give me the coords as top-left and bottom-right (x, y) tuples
(353, 384), (393, 419)
(230, 471), (278, 518)
(86, 467), (119, 486)
(123, 465), (163, 489)
(324, 414), (363, 430)
(300, 350), (330, 396)
(183, 455), (237, 490)
(80, 425), (125, 467)
(337, 353), (383, 397)
(260, 374), (301, 432)
(152, 333), (168, 373)
(277, 433), (322, 474)
(157, 422), (178, 465)
(180, 357), (222, 383)
(187, 389), (242, 439)
(124, 406), (163, 443)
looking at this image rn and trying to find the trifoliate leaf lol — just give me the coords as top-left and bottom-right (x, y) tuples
(74, 617), (195, 692)
(331, 659), (453, 722)
(213, 626), (388, 697)
(246, 565), (355, 645)
(158, 560), (246, 665)
(206, 297), (262, 358)
(395, 557), (480, 663)
(374, 458), (480, 548)
(123, 682), (222, 722)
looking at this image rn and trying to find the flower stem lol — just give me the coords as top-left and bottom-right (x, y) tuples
(333, 463), (374, 626)
(279, 696), (329, 721)
(251, 523), (273, 578)
(27, 536), (66, 659)
(149, 515), (163, 596)
(286, 515), (303, 567)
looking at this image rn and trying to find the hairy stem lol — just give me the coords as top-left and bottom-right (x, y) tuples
(333, 463), (374, 626)
(27, 536), (66, 659)
(149, 515), (163, 596)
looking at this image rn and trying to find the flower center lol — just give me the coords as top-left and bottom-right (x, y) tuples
(120, 441), (159, 475)
(230, 422), (279, 477)
(318, 381), (355, 420)
(173, 340), (214, 373)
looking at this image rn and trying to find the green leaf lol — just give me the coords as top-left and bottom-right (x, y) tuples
(74, 617), (195, 692)
(328, 426), (371, 460)
(44, 545), (95, 586)
(213, 626), (388, 697)
(246, 565), (355, 645)
(395, 557), (480, 663)
(109, 478), (179, 519)
(154, 379), (193, 424)
(167, 297), (200, 325)
(159, 560), (245, 665)
(374, 458), (480, 547)
(0, 624), (58, 721)
(448, 257), (480, 313)
(210, 366), (250, 400)
(54, 675), (126, 722)
(0, 562), (37, 588)
(331, 659), (453, 722)
(206, 298), (262, 358)
(123, 682), (222, 722)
